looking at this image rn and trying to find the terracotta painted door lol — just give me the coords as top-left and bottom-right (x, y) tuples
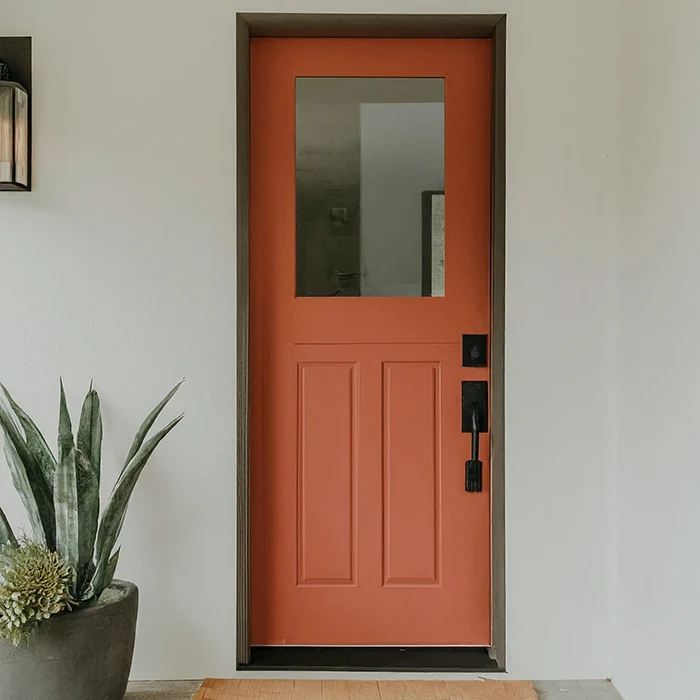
(250, 38), (492, 646)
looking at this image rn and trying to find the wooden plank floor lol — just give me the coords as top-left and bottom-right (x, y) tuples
(193, 680), (537, 700)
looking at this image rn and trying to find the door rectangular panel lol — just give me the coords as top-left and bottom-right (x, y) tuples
(297, 362), (357, 585)
(382, 361), (441, 586)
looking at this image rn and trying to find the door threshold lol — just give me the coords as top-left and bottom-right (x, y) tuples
(241, 646), (501, 672)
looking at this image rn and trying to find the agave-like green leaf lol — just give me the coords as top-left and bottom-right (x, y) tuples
(0, 383), (57, 486)
(54, 382), (79, 593)
(122, 381), (183, 471)
(55, 447), (79, 589)
(104, 547), (121, 591)
(77, 387), (102, 482)
(0, 403), (55, 548)
(3, 438), (46, 544)
(92, 414), (183, 598)
(75, 449), (98, 591)
(0, 506), (16, 546)
(75, 388), (102, 589)
(57, 380), (74, 458)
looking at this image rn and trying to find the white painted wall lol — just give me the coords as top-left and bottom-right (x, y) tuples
(360, 102), (444, 297)
(614, 1), (700, 698)
(0, 0), (617, 682)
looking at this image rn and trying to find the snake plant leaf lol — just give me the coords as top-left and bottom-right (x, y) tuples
(54, 381), (79, 590)
(89, 546), (122, 603)
(92, 413), (183, 598)
(57, 380), (74, 458)
(75, 449), (99, 593)
(0, 402), (55, 548)
(55, 445), (79, 591)
(0, 383), (57, 486)
(105, 547), (121, 589)
(75, 388), (102, 589)
(0, 506), (16, 546)
(122, 381), (183, 472)
(3, 437), (46, 544)
(77, 388), (102, 484)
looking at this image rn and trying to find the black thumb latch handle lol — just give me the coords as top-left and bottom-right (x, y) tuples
(466, 459), (483, 492)
(465, 403), (483, 492)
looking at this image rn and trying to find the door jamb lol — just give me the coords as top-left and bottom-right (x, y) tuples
(236, 12), (507, 671)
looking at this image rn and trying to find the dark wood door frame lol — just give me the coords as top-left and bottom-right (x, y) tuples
(236, 12), (506, 672)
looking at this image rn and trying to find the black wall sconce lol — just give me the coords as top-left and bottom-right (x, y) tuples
(0, 37), (31, 192)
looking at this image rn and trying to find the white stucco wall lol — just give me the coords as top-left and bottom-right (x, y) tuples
(614, 1), (700, 698)
(0, 0), (617, 681)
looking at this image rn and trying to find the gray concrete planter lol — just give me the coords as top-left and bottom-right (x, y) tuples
(0, 580), (138, 700)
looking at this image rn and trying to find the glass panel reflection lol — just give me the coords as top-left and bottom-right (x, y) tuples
(296, 78), (445, 297)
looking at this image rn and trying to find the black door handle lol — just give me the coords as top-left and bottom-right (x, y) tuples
(465, 404), (483, 492)
(462, 381), (487, 493)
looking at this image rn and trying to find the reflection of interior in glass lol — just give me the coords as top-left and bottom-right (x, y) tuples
(422, 192), (445, 297)
(296, 78), (445, 297)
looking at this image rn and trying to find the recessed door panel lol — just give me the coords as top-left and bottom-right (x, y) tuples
(297, 362), (357, 586)
(382, 360), (442, 587)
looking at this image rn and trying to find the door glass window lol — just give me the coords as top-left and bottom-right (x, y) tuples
(296, 78), (445, 297)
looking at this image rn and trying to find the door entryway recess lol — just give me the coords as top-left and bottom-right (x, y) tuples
(236, 13), (506, 673)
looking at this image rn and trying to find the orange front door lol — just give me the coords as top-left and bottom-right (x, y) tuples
(250, 38), (492, 646)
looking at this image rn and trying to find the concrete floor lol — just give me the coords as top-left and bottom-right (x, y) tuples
(125, 679), (624, 700)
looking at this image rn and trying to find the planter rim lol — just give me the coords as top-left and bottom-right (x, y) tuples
(54, 579), (137, 622)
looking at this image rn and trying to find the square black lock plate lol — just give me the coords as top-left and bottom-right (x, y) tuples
(462, 334), (488, 367)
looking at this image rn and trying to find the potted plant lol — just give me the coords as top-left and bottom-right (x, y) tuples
(0, 381), (182, 700)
